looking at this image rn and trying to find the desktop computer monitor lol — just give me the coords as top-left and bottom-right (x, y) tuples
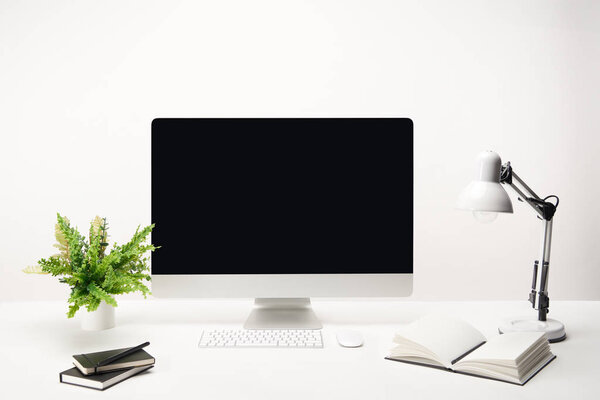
(151, 118), (413, 329)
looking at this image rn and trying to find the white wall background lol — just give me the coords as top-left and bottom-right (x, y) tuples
(1, 0), (599, 302)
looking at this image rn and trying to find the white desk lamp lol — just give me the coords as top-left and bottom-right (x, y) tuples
(458, 151), (566, 342)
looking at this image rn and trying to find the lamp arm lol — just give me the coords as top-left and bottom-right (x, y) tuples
(499, 162), (558, 221)
(499, 161), (558, 321)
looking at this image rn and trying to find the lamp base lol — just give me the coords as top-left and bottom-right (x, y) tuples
(498, 318), (566, 343)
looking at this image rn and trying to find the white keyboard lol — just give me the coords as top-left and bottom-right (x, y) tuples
(198, 329), (324, 348)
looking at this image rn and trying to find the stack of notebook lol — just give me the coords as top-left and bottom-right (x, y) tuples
(60, 342), (155, 390)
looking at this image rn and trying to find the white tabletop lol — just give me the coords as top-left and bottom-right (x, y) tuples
(1, 299), (598, 399)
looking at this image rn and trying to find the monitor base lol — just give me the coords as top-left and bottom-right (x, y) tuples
(243, 298), (323, 330)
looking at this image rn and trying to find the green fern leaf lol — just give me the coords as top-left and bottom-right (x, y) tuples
(87, 282), (118, 307)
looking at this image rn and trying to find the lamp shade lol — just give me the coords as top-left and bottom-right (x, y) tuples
(457, 151), (513, 213)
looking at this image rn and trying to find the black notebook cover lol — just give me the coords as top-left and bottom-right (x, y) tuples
(60, 365), (153, 390)
(73, 347), (155, 375)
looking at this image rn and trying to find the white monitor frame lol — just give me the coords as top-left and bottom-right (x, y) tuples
(151, 273), (412, 298)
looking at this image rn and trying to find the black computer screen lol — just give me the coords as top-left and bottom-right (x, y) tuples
(151, 118), (413, 274)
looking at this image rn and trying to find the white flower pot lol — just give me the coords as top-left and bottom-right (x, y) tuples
(81, 301), (116, 331)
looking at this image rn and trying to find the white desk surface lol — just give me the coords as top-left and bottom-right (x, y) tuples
(1, 300), (598, 399)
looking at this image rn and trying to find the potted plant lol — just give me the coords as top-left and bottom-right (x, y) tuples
(24, 213), (157, 330)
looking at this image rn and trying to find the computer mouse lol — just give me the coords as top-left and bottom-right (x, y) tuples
(336, 330), (364, 348)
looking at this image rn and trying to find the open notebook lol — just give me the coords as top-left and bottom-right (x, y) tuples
(385, 315), (556, 385)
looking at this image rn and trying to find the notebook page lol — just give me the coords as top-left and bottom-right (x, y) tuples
(453, 351), (554, 385)
(457, 332), (546, 364)
(395, 314), (486, 367)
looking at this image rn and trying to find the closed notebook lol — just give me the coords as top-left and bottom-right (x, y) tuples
(60, 365), (153, 390)
(73, 347), (155, 375)
(385, 314), (556, 385)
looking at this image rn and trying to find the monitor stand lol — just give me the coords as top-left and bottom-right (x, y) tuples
(243, 298), (323, 329)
